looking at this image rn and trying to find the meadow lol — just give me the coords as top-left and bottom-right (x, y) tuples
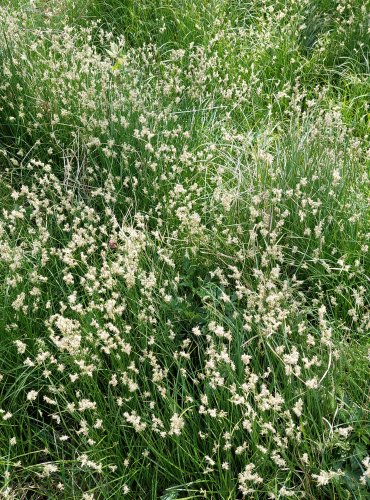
(0, 0), (369, 498)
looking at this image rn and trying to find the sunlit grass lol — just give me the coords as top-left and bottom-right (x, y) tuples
(0, 0), (369, 498)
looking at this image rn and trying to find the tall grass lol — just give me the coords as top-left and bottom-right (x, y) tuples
(0, 0), (369, 498)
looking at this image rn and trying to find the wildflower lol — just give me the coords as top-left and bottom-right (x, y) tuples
(14, 340), (26, 354)
(305, 377), (318, 389)
(293, 398), (303, 417)
(238, 463), (263, 495)
(312, 469), (343, 486)
(42, 463), (58, 477)
(169, 413), (185, 436)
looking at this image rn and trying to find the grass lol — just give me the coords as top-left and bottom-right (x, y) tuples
(0, 0), (369, 498)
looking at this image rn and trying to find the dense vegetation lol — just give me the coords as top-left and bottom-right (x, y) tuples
(0, 0), (369, 498)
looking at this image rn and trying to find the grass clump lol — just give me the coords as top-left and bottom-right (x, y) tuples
(0, 0), (369, 498)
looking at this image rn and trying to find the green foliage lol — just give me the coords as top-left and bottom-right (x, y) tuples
(0, 0), (369, 498)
